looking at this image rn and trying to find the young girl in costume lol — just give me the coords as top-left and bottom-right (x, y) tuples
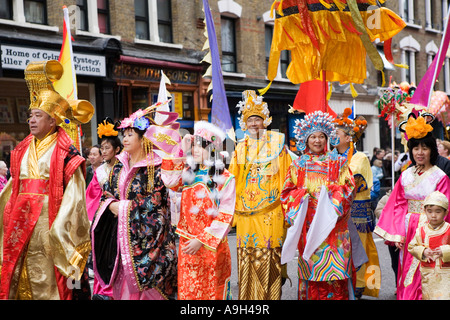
(162, 121), (235, 300)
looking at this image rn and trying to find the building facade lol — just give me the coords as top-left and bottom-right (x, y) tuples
(0, 0), (448, 162)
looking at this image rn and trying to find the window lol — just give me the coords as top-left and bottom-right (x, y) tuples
(76, 0), (88, 31)
(399, 0), (420, 25)
(0, 0), (13, 20)
(97, 0), (110, 34)
(134, 0), (173, 44)
(135, 0), (149, 40)
(221, 17), (237, 73)
(157, 0), (172, 43)
(399, 35), (420, 84)
(24, 0), (47, 25)
(264, 14), (291, 79)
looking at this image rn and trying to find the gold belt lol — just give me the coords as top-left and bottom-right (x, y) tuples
(235, 198), (281, 216)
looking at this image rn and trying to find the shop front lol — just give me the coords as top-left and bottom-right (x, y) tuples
(112, 55), (209, 132)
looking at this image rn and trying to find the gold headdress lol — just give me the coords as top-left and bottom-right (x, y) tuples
(24, 60), (94, 126)
(236, 90), (272, 131)
(423, 191), (449, 210)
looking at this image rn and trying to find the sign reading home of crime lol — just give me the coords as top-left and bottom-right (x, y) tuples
(113, 63), (199, 85)
(1, 44), (106, 77)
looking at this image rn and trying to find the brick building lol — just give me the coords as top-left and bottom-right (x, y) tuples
(0, 0), (448, 159)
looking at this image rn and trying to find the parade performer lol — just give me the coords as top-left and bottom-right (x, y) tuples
(0, 60), (94, 299)
(374, 114), (450, 300)
(281, 110), (356, 300)
(407, 191), (450, 300)
(85, 118), (122, 300)
(162, 121), (235, 300)
(334, 108), (380, 298)
(90, 102), (180, 300)
(228, 90), (293, 300)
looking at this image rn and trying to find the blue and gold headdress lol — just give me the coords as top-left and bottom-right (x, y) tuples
(294, 111), (339, 152)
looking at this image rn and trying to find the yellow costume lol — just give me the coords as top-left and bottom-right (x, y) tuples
(230, 90), (293, 299)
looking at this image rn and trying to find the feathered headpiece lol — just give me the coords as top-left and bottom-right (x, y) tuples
(236, 90), (272, 131)
(334, 108), (368, 162)
(401, 115), (434, 141)
(294, 111), (339, 152)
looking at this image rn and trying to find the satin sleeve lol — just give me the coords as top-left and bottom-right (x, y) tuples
(0, 178), (12, 265)
(49, 167), (91, 280)
(407, 227), (426, 262)
(161, 157), (185, 191)
(197, 176), (236, 251)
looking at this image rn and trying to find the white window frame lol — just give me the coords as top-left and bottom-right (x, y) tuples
(425, 0), (443, 32)
(71, 2), (121, 40)
(399, 0), (421, 28)
(263, 10), (290, 82)
(399, 35), (420, 84)
(445, 57), (450, 94)
(133, 0), (181, 49)
(0, 0), (58, 32)
(218, 0), (245, 77)
(426, 40), (439, 66)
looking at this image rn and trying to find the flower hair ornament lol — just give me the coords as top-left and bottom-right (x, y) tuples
(118, 100), (182, 192)
(97, 117), (119, 139)
(294, 110), (339, 152)
(334, 108), (368, 162)
(236, 90), (272, 131)
(398, 109), (435, 142)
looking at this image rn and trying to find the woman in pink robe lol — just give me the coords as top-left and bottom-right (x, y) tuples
(375, 124), (450, 300)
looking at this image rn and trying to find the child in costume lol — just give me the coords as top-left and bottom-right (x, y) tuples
(408, 191), (450, 300)
(162, 121), (235, 300)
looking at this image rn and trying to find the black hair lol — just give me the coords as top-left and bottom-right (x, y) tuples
(407, 132), (438, 166)
(101, 136), (123, 154)
(91, 144), (102, 155)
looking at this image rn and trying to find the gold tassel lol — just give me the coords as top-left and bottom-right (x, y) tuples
(394, 64), (409, 69)
(319, 0), (332, 9)
(332, 0), (346, 11)
(143, 137), (155, 194)
(276, 0), (284, 16)
(350, 83), (358, 98)
(381, 71), (386, 87)
(270, 0), (277, 18)
(258, 81), (273, 95)
(326, 82), (333, 100)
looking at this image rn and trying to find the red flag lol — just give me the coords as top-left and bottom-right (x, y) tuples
(293, 79), (336, 117)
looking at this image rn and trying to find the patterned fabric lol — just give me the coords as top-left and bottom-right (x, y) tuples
(162, 158), (235, 300)
(281, 149), (355, 299)
(228, 131), (293, 300)
(92, 152), (178, 299)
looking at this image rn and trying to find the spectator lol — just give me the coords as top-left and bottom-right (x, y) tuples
(438, 140), (450, 159)
(0, 160), (8, 192)
(371, 159), (384, 182)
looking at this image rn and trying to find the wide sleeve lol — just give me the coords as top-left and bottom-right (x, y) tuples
(277, 145), (294, 192)
(85, 170), (102, 222)
(280, 162), (308, 226)
(197, 175), (236, 251)
(407, 227), (426, 261)
(0, 178), (12, 264)
(49, 167), (91, 280)
(374, 174), (408, 243)
(326, 163), (356, 219)
(161, 157), (185, 191)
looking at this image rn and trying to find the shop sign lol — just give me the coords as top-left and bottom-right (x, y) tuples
(1, 44), (106, 77)
(113, 63), (198, 85)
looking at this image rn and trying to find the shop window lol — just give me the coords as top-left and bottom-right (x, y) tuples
(0, 0), (13, 20)
(131, 88), (149, 113)
(134, 0), (173, 43)
(97, 0), (110, 34)
(76, 0), (88, 31)
(24, 0), (47, 25)
(221, 16), (237, 73)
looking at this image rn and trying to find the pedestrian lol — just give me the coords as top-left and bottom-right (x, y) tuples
(437, 140), (450, 159)
(162, 121), (235, 300)
(0, 160), (8, 193)
(281, 110), (356, 300)
(228, 90), (293, 300)
(408, 191), (450, 299)
(0, 60), (94, 299)
(334, 109), (380, 298)
(86, 118), (122, 300)
(90, 103), (180, 300)
(374, 115), (450, 300)
(86, 144), (103, 186)
(371, 159), (384, 182)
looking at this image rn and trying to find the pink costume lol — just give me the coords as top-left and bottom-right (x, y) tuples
(374, 165), (450, 300)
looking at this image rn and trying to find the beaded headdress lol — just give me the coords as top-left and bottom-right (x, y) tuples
(294, 111), (339, 152)
(423, 191), (449, 210)
(193, 121), (226, 148)
(236, 90), (272, 131)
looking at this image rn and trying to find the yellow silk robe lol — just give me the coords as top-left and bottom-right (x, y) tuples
(228, 131), (293, 300)
(0, 134), (91, 300)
